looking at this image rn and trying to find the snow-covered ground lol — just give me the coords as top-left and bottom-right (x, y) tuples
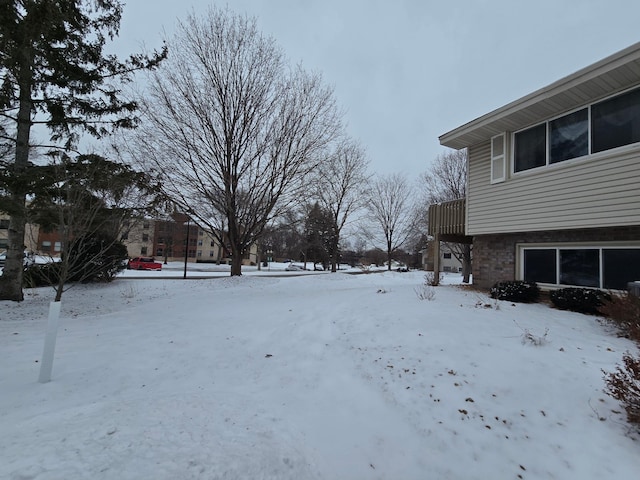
(1, 271), (639, 479)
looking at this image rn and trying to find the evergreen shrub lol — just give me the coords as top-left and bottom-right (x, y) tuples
(489, 280), (540, 303)
(549, 287), (610, 314)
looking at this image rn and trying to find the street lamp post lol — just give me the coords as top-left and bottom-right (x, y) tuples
(183, 218), (190, 279)
(266, 249), (273, 271)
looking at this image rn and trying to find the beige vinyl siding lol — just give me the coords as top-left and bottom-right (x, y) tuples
(467, 141), (640, 235)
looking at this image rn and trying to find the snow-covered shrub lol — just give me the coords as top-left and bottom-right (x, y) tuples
(599, 293), (640, 343)
(489, 281), (540, 303)
(603, 352), (640, 428)
(550, 287), (610, 315)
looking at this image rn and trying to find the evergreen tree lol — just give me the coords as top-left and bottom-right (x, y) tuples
(0, 0), (166, 301)
(304, 203), (337, 270)
(23, 153), (157, 301)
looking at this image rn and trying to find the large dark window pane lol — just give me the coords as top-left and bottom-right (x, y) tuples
(603, 249), (640, 290)
(524, 249), (556, 284)
(514, 123), (546, 172)
(592, 88), (640, 153)
(549, 109), (588, 163)
(559, 249), (600, 287)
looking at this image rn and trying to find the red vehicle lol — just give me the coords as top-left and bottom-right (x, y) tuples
(127, 257), (163, 271)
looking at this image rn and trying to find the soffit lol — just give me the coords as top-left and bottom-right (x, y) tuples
(440, 43), (640, 150)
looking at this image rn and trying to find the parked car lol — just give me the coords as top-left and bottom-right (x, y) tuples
(0, 251), (35, 267)
(127, 257), (163, 271)
(285, 263), (304, 271)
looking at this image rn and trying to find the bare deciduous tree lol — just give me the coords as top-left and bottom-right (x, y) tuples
(422, 149), (467, 203)
(312, 138), (369, 272)
(132, 7), (341, 276)
(422, 148), (471, 282)
(366, 173), (418, 270)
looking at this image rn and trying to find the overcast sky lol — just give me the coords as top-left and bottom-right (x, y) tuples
(112, 0), (640, 179)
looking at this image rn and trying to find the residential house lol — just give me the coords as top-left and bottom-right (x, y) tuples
(433, 42), (640, 290)
(0, 212), (39, 254)
(422, 240), (464, 273)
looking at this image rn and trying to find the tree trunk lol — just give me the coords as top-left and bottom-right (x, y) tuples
(0, 209), (26, 301)
(0, 66), (33, 301)
(231, 255), (242, 276)
(462, 243), (472, 284)
(330, 237), (339, 273)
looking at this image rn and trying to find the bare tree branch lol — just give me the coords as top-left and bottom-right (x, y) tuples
(421, 149), (467, 203)
(366, 173), (418, 270)
(130, 7), (341, 275)
(311, 137), (369, 271)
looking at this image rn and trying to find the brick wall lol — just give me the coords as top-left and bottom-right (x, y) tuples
(473, 226), (640, 289)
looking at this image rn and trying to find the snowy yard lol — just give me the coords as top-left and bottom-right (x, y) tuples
(1, 270), (639, 479)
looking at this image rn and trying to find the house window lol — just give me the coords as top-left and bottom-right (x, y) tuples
(210, 240), (216, 247)
(603, 249), (640, 290)
(549, 108), (588, 163)
(592, 87), (640, 153)
(143, 221), (150, 229)
(512, 87), (640, 175)
(491, 134), (506, 183)
(197, 250), (202, 257)
(523, 249), (556, 284)
(443, 252), (452, 259)
(141, 247), (148, 255)
(209, 250), (215, 257)
(54, 241), (62, 252)
(198, 239), (203, 246)
(41, 241), (51, 252)
(559, 249), (599, 288)
(156, 248), (163, 256)
(142, 233), (149, 242)
(521, 245), (640, 289)
(514, 124), (546, 172)
(0, 219), (9, 229)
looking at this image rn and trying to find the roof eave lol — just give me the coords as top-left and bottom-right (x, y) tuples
(439, 42), (640, 150)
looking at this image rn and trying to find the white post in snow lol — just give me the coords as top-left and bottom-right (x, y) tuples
(38, 301), (62, 383)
